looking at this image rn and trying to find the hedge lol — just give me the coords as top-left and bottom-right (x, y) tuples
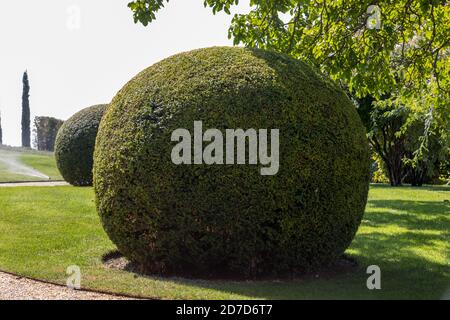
(94, 47), (370, 277)
(55, 104), (107, 186)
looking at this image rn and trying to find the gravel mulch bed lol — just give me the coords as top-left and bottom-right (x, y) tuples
(0, 271), (133, 300)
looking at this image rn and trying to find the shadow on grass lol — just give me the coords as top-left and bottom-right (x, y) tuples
(175, 225), (448, 299)
(413, 186), (450, 192)
(104, 195), (450, 299)
(365, 200), (450, 232)
(370, 183), (450, 192)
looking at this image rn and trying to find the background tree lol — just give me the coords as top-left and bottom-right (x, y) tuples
(21, 71), (31, 148)
(0, 110), (3, 145)
(403, 109), (448, 186)
(439, 151), (450, 184)
(358, 95), (448, 186)
(367, 104), (409, 186)
(33, 116), (64, 151)
(128, 0), (450, 186)
(128, 1), (450, 99)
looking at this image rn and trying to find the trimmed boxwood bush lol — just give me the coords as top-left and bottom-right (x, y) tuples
(55, 104), (108, 186)
(94, 47), (370, 277)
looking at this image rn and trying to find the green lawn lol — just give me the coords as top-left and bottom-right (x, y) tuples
(0, 184), (448, 299)
(0, 160), (34, 182)
(19, 153), (62, 180)
(0, 147), (62, 182)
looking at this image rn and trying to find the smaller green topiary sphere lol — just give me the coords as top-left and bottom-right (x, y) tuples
(55, 104), (108, 186)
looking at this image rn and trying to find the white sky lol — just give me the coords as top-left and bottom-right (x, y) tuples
(0, 0), (250, 146)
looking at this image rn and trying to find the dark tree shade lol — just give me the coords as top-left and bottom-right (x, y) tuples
(366, 104), (409, 187)
(21, 71), (31, 148)
(33, 116), (64, 151)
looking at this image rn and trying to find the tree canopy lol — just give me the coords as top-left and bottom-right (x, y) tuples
(128, 1), (449, 99)
(128, 0), (450, 184)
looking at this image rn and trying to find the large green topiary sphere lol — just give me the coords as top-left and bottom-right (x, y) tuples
(55, 104), (108, 186)
(94, 47), (370, 277)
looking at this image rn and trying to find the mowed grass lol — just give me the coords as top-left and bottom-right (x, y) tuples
(19, 153), (62, 180)
(0, 185), (448, 299)
(0, 148), (62, 182)
(0, 160), (33, 182)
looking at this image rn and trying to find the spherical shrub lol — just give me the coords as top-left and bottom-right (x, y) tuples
(55, 104), (108, 186)
(94, 47), (370, 277)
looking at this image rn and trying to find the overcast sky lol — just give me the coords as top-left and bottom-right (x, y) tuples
(0, 0), (249, 146)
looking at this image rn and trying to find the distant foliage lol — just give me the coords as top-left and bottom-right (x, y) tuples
(21, 71), (31, 148)
(367, 103), (409, 186)
(33, 116), (64, 152)
(371, 153), (389, 184)
(439, 153), (450, 185)
(55, 104), (107, 186)
(361, 97), (448, 186)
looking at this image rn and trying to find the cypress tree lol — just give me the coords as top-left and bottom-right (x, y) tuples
(0, 110), (3, 145)
(21, 70), (31, 148)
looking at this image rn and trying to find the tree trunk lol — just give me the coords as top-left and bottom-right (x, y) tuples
(386, 156), (404, 186)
